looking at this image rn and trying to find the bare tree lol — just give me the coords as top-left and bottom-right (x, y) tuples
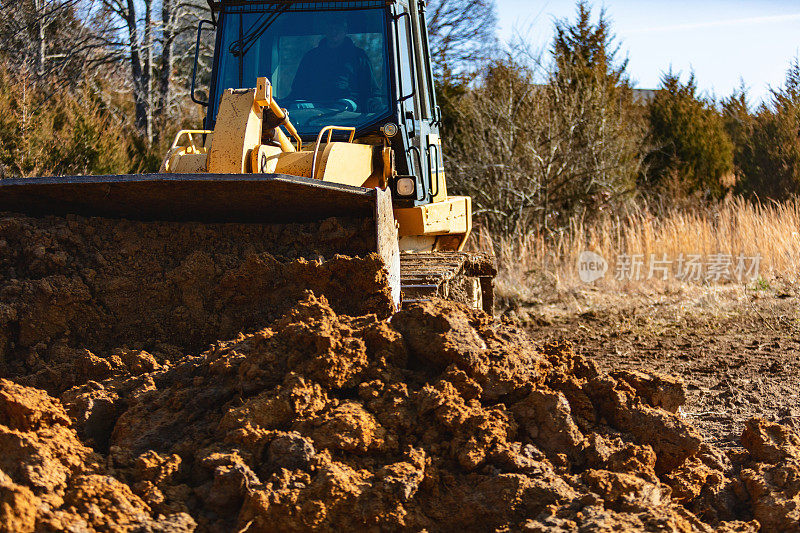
(425, 0), (497, 80)
(0, 0), (116, 81)
(156, 0), (175, 130)
(93, 0), (206, 142)
(124, 0), (149, 135)
(154, 0), (209, 138)
(443, 48), (644, 235)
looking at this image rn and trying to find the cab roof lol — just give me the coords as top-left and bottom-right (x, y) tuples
(208, 0), (397, 14)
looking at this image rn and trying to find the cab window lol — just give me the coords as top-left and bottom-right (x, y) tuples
(213, 6), (392, 137)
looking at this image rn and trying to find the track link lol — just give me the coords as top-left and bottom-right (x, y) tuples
(400, 251), (496, 313)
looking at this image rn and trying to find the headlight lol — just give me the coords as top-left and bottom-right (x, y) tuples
(396, 177), (416, 197)
(381, 123), (399, 138)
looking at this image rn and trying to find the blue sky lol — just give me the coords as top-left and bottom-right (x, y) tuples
(496, 0), (800, 105)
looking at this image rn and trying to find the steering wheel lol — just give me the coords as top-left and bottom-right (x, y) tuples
(287, 99), (357, 113)
(306, 110), (347, 126)
(304, 100), (360, 126)
(336, 99), (358, 112)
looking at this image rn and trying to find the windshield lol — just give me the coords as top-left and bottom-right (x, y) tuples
(213, 7), (391, 137)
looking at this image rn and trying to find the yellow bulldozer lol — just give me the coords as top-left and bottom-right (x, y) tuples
(0, 0), (495, 312)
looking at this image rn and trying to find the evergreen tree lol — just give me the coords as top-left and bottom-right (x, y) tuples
(552, 0), (627, 91)
(721, 83), (756, 194)
(546, 1), (642, 224)
(735, 58), (800, 200)
(645, 72), (734, 199)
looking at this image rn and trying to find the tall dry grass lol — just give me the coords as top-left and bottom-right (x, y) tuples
(486, 197), (800, 303)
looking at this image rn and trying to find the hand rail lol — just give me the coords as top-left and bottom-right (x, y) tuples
(170, 130), (214, 152)
(393, 11), (416, 104)
(427, 141), (441, 198)
(407, 145), (425, 201)
(310, 126), (356, 180)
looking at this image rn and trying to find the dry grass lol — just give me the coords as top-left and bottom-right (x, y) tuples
(485, 197), (800, 304)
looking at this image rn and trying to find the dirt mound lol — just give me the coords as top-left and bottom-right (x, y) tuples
(0, 213), (392, 394)
(0, 378), (196, 532)
(1, 291), (798, 531)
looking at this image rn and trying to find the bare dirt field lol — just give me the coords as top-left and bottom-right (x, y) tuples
(514, 279), (800, 449)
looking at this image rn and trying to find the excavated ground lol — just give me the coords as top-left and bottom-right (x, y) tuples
(512, 282), (800, 449)
(0, 214), (799, 532)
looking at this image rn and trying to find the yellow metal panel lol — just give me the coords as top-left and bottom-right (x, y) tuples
(318, 143), (375, 187)
(268, 143), (375, 187)
(394, 196), (471, 238)
(394, 205), (425, 236)
(170, 153), (208, 174)
(207, 89), (262, 174)
(274, 151), (314, 178)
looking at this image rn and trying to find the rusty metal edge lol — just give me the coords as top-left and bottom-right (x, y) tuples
(375, 187), (401, 311)
(0, 173), (377, 224)
(0, 173), (373, 193)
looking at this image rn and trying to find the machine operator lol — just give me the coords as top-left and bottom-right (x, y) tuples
(288, 14), (384, 113)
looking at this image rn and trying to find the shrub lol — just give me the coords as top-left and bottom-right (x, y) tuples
(0, 69), (161, 178)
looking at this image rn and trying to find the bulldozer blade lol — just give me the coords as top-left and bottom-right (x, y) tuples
(0, 173), (377, 223)
(0, 172), (401, 310)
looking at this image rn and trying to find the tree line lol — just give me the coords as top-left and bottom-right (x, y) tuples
(440, 1), (800, 234)
(0, 0), (213, 177)
(0, 0), (209, 140)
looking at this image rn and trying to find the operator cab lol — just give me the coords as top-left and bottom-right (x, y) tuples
(211, 7), (393, 136)
(199, 0), (444, 207)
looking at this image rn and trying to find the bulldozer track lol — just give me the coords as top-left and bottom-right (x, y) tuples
(400, 251), (496, 312)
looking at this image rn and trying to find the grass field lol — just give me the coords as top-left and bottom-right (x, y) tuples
(488, 197), (800, 305)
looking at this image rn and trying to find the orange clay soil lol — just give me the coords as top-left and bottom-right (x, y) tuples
(0, 213), (798, 532)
